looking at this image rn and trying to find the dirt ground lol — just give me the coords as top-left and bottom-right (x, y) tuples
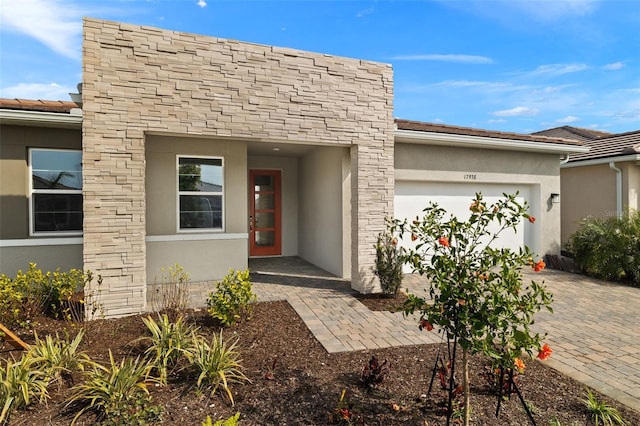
(4, 299), (639, 425)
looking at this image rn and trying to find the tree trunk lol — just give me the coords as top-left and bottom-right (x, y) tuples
(463, 347), (471, 426)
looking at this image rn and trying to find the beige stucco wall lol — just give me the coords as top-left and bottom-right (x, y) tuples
(145, 134), (247, 235)
(247, 155), (298, 256)
(395, 143), (560, 256)
(0, 243), (82, 276)
(0, 125), (82, 240)
(82, 18), (393, 316)
(299, 146), (350, 277)
(622, 162), (640, 211)
(560, 164), (616, 243)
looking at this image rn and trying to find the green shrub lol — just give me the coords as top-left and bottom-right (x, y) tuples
(190, 332), (249, 405)
(583, 388), (628, 425)
(206, 269), (256, 326)
(28, 330), (92, 385)
(373, 228), (403, 296)
(134, 314), (198, 385)
(0, 354), (50, 424)
(0, 264), (103, 327)
(66, 351), (161, 425)
(202, 412), (240, 426)
(566, 211), (640, 286)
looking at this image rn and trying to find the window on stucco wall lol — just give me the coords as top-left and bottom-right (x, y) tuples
(29, 148), (83, 235)
(177, 156), (224, 231)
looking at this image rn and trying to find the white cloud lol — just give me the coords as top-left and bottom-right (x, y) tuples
(0, 0), (85, 59)
(488, 118), (507, 123)
(509, 0), (598, 21)
(602, 62), (624, 71)
(197, 0), (207, 8)
(555, 115), (580, 123)
(526, 63), (589, 76)
(492, 106), (539, 117)
(356, 7), (374, 18)
(0, 82), (75, 100)
(391, 54), (493, 64)
(432, 118), (444, 123)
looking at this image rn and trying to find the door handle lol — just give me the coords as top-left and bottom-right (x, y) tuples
(249, 215), (253, 231)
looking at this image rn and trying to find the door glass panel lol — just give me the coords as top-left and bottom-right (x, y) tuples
(254, 193), (274, 210)
(254, 175), (274, 191)
(255, 212), (274, 228)
(255, 231), (275, 247)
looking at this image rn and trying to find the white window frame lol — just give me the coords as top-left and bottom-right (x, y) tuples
(176, 155), (224, 233)
(29, 148), (83, 237)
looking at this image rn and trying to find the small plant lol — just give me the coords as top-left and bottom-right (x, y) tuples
(65, 351), (161, 425)
(206, 269), (256, 326)
(582, 388), (628, 426)
(134, 314), (198, 384)
(361, 355), (389, 388)
(0, 354), (50, 424)
(202, 412), (240, 426)
(374, 226), (404, 296)
(329, 389), (362, 425)
(190, 332), (249, 405)
(28, 330), (91, 385)
(149, 263), (191, 318)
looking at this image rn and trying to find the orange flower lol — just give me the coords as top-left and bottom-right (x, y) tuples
(469, 201), (484, 213)
(438, 236), (449, 247)
(457, 298), (466, 306)
(533, 259), (546, 272)
(411, 233), (418, 241)
(537, 343), (553, 360)
(514, 357), (525, 371)
(420, 319), (434, 331)
(528, 216), (536, 223)
(391, 237), (398, 246)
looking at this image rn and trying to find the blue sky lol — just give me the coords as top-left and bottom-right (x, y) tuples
(1, 0), (639, 134)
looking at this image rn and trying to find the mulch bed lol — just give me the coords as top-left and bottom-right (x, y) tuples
(4, 300), (639, 425)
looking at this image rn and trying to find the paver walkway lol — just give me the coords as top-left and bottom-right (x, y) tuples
(188, 257), (640, 412)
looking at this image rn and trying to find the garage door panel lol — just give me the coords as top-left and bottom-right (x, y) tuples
(394, 182), (530, 268)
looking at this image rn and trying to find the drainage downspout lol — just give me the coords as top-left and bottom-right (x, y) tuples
(560, 154), (570, 165)
(609, 162), (623, 217)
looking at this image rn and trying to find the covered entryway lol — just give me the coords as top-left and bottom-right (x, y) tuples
(394, 181), (532, 252)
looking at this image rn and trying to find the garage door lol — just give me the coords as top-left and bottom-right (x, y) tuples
(394, 181), (531, 266)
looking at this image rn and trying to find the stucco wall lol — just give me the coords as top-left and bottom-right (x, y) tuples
(145, 134), (247, 235)
(299, 146), (349, 277)
(395, 143), (559, 256)
(82, 18), (393, 316)
(623, 162), (640, 211)
(247, 155), (299, 257)
(0, 242), (82, 276)
(560, 164), (617, 243)
(0, 125), (81, 240)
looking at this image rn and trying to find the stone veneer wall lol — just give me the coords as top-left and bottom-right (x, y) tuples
(82, 18), (394, 317)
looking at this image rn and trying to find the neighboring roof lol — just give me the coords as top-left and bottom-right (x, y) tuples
(563, 129), (640, 163)
(0, 98), (78, 114)
(532, 126), (612, 142)
(0, 98), (82, 129)
(395, 119), (584, 146)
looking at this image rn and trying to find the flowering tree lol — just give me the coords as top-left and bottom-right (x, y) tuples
(389, 192), (553, 425)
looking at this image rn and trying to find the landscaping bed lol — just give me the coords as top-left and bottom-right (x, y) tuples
(4, 300), (639, 425)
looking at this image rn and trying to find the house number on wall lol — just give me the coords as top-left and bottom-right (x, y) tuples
(464, 174), (477, 180)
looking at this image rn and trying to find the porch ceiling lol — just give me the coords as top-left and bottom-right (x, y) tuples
(246, 140), (317, 157)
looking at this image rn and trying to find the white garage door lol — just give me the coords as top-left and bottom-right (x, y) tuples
(394, 181), (531, 265)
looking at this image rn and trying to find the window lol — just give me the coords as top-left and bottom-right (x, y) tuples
(30, 149), (83, 234)
(178, 156), (223, 231)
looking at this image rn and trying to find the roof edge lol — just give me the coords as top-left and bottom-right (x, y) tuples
(561, 154), (640, 168)
(395, 129), (590, 155)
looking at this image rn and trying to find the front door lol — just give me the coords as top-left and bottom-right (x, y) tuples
(249, 170), (281, 257)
